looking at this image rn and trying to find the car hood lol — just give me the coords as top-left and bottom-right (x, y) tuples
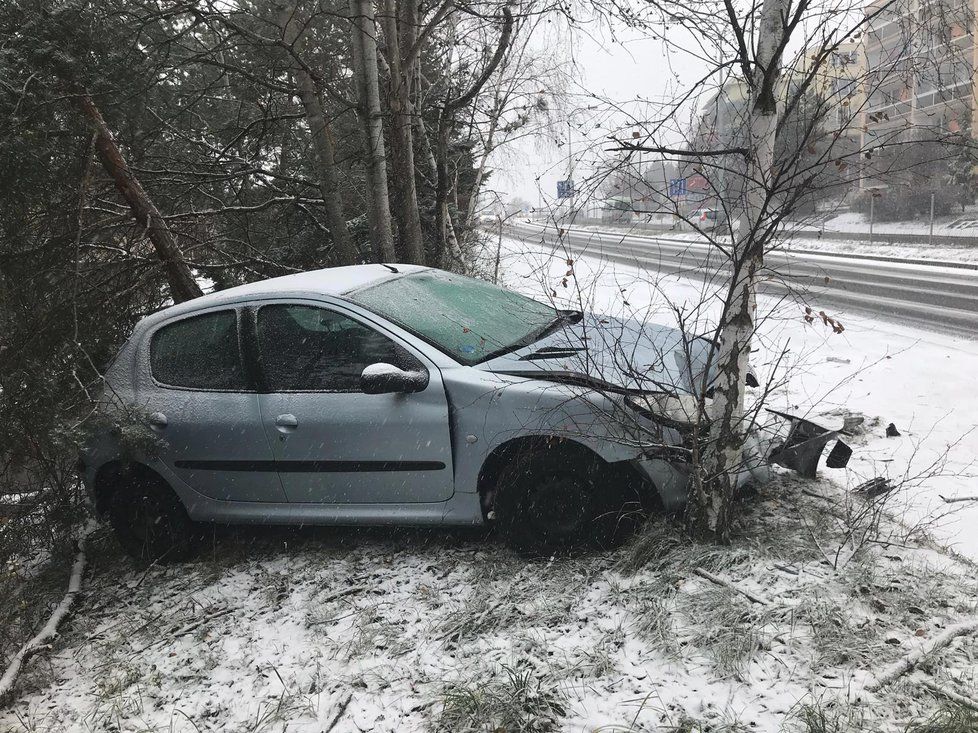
(476, 312), (714, 394)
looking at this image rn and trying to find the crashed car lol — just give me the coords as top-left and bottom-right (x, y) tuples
(79, 265), (850, 561)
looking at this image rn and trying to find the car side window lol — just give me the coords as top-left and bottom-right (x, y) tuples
(151, 310), (249, 390)
(256, 304), (421, 392)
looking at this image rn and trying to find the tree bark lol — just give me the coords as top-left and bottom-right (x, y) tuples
(349, 0), (396, 262)
(276, 2), (358, 265)
(72, 93), (202, 303)
(433, 4), (514, 268)
(414, 111), (462, 264)
(379, 0), (425, 265)
(688, 0), (788, 541)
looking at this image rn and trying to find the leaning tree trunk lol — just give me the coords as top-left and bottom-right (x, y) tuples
(277, 2), (357, 265)
(293, 73), (358, 264)
(349, 0), (396, 262)
(688, 0), (788, 542)
(72, 93), (202, 303)
(380, 0), (425, 265)
(432, 4), (513, 268)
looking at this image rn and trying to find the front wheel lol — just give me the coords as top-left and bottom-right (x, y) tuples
(493, 449), (599, 555)
(107, 473), (197, 564)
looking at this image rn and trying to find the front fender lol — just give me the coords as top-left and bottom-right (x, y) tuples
(444, 370), (677, 495)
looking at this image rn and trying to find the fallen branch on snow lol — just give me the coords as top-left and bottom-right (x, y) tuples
(693, 567), (770, 605)
(920, 679), (978, 712)
(939, 494), (978, 504)
(0, 535), (88, 704)
(325, 693), (353, 732)
(866, 619), (978, 692)
(320, 584), (370, 605)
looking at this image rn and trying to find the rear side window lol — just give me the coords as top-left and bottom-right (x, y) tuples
(151, 310), (249, 390)
(256, 304), (420, 392)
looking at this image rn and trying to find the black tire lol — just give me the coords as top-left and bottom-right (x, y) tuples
(493, 448), (600, 555)
(107, 472), (197, 563)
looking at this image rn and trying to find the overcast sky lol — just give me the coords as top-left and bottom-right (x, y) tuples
(492, 15), (708, 207)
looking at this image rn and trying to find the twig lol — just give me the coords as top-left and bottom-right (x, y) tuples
(693, 567), (770, 605)
(939, 494), (978, 504)
(320, 584), (370, 605)
(325, 693), (353, 732)
(437, 600), (504, 641)
(866, 619), (978, 691)
(136, 607), (235, 652)
(920, 679), (978, 711)
(801, 488), (832, 502)
(166, 608), (234, 641)
(0, 535), (89, 703)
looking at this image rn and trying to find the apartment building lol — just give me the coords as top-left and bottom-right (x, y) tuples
(862, 0), (975, 142)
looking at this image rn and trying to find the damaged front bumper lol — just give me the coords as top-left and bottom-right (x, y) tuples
(632, 410), (853, 511)
(765, 409), (853, 479)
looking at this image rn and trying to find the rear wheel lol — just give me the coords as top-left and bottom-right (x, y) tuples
(107, 472), (197, 563)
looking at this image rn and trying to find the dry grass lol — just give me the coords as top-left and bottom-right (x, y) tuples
(431, 663), (566, 732)
(904, 704), (978, 733)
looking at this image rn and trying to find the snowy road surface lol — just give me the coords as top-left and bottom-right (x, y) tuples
(496, 233), (978, 562)
(510, 221), (978, 338)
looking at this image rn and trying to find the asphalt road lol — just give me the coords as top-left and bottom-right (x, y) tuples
(509, 221), (978, 339)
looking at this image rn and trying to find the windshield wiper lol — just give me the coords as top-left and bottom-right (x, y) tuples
(478, 309), (583, 363)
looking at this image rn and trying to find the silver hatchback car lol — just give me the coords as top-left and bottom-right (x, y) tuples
(81, 264), (847, 561)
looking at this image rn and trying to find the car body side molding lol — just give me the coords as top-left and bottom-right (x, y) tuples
(173, 459), (447, 472)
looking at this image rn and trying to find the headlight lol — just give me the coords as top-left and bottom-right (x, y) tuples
(625, 392), (710, 428)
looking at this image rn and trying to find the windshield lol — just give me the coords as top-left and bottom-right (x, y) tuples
(350, 270), (559, 364)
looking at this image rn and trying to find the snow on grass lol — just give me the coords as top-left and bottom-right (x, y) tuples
(1, 483), (975, 733)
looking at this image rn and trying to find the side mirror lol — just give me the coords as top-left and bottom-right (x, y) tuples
(360, 363), (428, 395)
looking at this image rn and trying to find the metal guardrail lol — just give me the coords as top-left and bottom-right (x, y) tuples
(520, 216), (978, 248)
(511, 221), (978, 272)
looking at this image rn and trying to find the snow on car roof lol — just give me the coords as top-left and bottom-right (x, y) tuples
(211, 263), (429, 300)
(141, 264), (431, 326)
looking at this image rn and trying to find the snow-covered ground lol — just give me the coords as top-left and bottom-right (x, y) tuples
(2, 240), (977, 732)
(783, 235), (978, 264)
(812, 211), (978, 238)
(3, 496), (975, 733)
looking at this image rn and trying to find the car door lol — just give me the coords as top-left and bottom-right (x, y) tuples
(251, 301), (455, 504)
(139, 307), (287, 503)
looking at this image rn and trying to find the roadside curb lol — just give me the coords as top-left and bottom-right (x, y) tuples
(509, 222), (978, 272)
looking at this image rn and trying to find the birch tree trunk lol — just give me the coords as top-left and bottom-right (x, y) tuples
(689, 0), (788, 541)
(380, 0), (425, 265)
(349, 0), (396, 262)
(73, 93), (203, 304)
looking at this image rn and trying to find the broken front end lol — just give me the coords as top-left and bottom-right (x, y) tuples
(624, 395), (853, 511)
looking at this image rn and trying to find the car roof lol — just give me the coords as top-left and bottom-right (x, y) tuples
(139, 264), (431, 328)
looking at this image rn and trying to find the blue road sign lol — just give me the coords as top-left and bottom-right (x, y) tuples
(668, 178), (687, 198)
(557, 179), (575, 199)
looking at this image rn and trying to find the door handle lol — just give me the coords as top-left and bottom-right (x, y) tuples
(148, 412), (168, 430)
(274, 413), (299, 432)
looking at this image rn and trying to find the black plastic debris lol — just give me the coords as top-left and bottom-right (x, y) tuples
(767, 409), (853, 479)
(854, 477), (894, 497)
(826, 441), (853, 469)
